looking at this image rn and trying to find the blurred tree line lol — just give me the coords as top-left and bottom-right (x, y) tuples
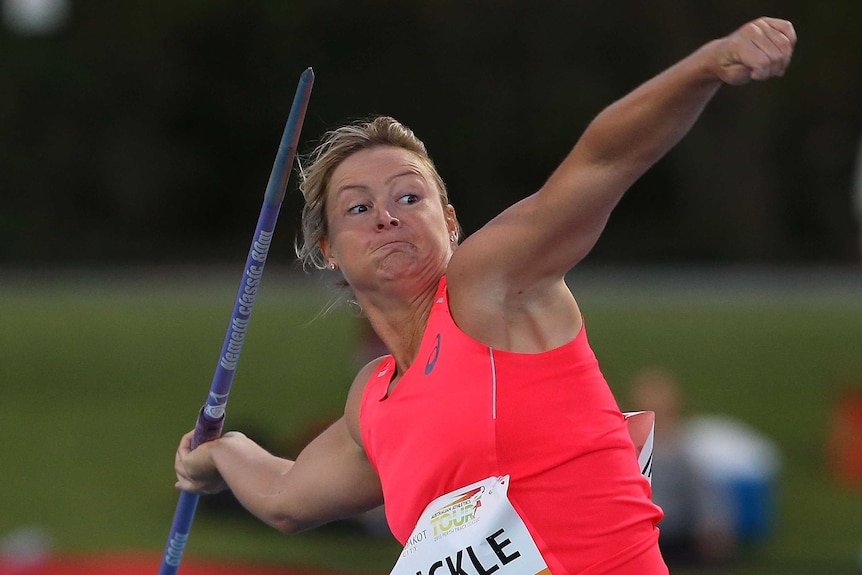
(1, 0), (860, 266)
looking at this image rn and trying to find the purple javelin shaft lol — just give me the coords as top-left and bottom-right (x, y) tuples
(158, 67), (314, 575)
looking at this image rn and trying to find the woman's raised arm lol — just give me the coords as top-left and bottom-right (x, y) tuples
(453, 18), (796, 288)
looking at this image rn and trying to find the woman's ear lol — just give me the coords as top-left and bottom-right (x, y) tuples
(445, 204), (459, 240)
(319, 237), (333, 265)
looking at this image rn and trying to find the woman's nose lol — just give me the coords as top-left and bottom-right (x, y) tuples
(376, 209), (400, 230)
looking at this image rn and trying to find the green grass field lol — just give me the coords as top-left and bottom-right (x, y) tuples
(1, 267), (861, 574)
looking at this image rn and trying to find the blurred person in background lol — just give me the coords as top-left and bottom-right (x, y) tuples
(174, 17), (795, 575)
(629, 368), (737, 566)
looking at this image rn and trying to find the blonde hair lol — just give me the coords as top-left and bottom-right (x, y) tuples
(295, 116), (454, 270)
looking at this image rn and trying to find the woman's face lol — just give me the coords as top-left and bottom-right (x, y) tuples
(320, 146), (457, 291)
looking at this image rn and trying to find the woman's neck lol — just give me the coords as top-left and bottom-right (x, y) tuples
(357, 276), (441, 375)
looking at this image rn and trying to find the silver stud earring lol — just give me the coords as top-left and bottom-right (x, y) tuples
(329, 262), (337, 271)
(450, 233), (457, 244)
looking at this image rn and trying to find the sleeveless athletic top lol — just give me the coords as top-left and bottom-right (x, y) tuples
(360, 277), (667, 574)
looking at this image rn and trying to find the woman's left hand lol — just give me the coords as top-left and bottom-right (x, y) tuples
(713, 17), (796, 85)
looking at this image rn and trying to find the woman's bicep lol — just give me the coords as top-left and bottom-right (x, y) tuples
(273, 361), (386, 531)
(267, 417), (383, 532)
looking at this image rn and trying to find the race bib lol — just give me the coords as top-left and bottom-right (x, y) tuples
(390, 475), (550, 575)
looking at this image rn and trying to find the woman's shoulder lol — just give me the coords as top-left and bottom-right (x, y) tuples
(343, 355), (391, 447)
(347, 355), (390, 406)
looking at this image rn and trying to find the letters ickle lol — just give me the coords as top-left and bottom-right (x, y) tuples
(412, 528), (521, 575)
(389, 476), (549, 575)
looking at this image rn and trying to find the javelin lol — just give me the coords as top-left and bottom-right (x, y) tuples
(158, 67), (314, 575)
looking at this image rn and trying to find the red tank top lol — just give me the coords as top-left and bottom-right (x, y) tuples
(360, 277), (667, 574)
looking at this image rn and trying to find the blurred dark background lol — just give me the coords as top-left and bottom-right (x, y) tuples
(2, 0), (860, 267)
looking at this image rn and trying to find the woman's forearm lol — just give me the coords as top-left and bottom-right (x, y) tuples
(206, 432), (305, 531)
(573, 41), (723, 180)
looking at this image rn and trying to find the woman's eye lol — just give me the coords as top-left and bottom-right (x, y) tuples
(348, 204), (369, 214)
(399, 194), (419, 205)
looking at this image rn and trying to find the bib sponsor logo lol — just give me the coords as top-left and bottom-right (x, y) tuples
(429, 486), (484, 538)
